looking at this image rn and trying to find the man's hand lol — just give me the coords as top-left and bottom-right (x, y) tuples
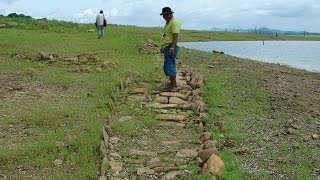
(169, 47), (174, 56)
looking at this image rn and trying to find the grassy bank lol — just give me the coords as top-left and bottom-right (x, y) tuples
(1, 18), (319, 179)
(0, 20), (160, 178)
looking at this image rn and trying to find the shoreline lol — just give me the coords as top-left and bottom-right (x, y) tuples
(180, 47), (320, 179)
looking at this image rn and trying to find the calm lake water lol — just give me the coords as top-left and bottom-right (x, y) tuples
(179, 41), (320, 73)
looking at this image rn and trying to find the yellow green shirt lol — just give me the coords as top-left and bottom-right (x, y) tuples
(160, 17), (181, 49)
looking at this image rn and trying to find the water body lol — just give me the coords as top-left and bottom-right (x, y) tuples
(179, 41), (320, 73)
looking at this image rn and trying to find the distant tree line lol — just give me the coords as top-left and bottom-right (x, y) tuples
(1, 13), (33, 19)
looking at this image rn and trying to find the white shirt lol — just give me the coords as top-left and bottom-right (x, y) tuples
(96, 13), (104, 26)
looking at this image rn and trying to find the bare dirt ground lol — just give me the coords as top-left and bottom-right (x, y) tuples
(228, 59), (320, 179)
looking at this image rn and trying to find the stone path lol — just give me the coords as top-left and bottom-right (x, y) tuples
(98, 67), (224, 179)
(98, 45), (224, 179)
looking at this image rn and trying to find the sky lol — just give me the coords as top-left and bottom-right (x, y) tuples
(1, 0), (320, 33)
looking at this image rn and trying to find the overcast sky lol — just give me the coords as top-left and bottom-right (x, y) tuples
(1, 0), (320, 32)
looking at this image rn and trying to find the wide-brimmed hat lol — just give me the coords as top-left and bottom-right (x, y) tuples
(160, 7), (174, 15)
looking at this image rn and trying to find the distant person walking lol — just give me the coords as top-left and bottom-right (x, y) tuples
(96, 10), (107, 39)
(160, 7), (180, 92)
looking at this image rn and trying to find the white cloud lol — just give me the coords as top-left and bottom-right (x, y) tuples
(1, 0), (320, 32)
(74, 8), (94, 18)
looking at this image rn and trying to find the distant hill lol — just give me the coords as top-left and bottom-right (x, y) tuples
(209, 27), (320, 36)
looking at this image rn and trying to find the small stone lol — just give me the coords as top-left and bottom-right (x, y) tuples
(105, 125), (113, 136)
(312, 134), (319, 139)
(176, 149), (198, 159)
(197, 122), (204, 133)
(198, 148), (219, 162)
(109, 161), (123, 172)
(110, 137), (121, 144)
(56, 141), (65, 149)
(292, 143), (300, 149)
(202, 154), (224, 177)
(233, 147), (248, 155)
(291, 124), (301, 130)
(276, 157), (285, 163)
(201, 132), (212, 142)
(203, 140), (217, 149)
(163, 170), (184, 180)
(286, 127), (297, 135)
(150, 157), (160, 162)
(118, 116), (133, 122)
(132, 88), (148, 94)
(137, 167), (155, 175)
(195, 157), (203, 165)
(98, 176), (107, 180)
(53, 159), (63, 166)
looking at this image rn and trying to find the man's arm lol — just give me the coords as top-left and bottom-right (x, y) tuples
(169, 33), (179, 55)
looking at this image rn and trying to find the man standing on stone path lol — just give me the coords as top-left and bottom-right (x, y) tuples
(160, 7), (180, 92)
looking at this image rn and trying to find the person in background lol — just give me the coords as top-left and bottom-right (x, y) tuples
(96, 10), (106, 39)
(160, 7), (181, 92)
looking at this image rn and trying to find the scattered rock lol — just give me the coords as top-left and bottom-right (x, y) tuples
(291, 124), (301, 130)
(109, 137), (121, 144)
(109, 161), (123, 172)
(233, 147), (249, 155)
(197, 122), (204, 133)
(163, 170), (184, 180)
(156, 114), (186, 122)
(312, 134), (319, 139)
(56, 141), (65, 149)
(118, 116), (133, 122)
(201, 132), (212, 142)
(128, 95), (149, 102)
(198, 148), (219, 162)
(176, 149), (198, 159)
(39, 52), (55, 60)
(86, 29), (95, 32)
(137, 167), (155, 175)
(162, 141), (181, 146)
(105, 125), (113, 136)
(286, 127), (298, 135)
(189, 72), (204, 89)
(0, 24), (7, 28)
(203, 140), (217, 149)
(78, 52), (98, 61)
(153, 167), (180, 173)
(132, 88), (149, 94)
(53, 159), (63, 166)
(202, 154), (224, 177)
